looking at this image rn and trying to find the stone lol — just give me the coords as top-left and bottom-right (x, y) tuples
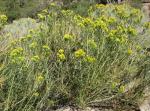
(54, 106), (114, 111)
(55, 107), (73, 111)
(140, 98), (150, 111)
(142, 3), (150, 19)
(139, 87), (150, 111)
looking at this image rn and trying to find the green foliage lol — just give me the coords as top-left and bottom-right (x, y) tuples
(3, 18), (39, 37)
(65, 0), (94, 16)
(0, 2), (150, 111)
(0, 0), (50, 21)
(0, 18), (39, 56)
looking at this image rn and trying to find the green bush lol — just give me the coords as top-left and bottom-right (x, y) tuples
(3, 18), (39, 38)
(0, 18), (39, 57)
(0, 3), (150, 111)
(0, 0), (51, 21)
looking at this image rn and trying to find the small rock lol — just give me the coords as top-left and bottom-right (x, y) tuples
(56, 107), (72, 111)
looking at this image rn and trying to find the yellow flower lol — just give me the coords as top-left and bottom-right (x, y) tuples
(130, 9), (140, 16)
(108, 30), (117, 38)
(18, 56), (25, 62)
(58, 49), (64, 54)
(120, 36), (127, 43)
(108, 17), (116, 24)
(29, 42), (37, 49)
(127, 26), (137, 36)
(94, 19), (108, 32)
(31, 55), (40, 62)
(64, 34), (73, 41)
(75, 49), (86, 58)
(20, 37), (27, 42)
(115, 38), (121, 43)
(37, 14), (45, 20)
(10, 48), (25, 64)
(111, 82), (118, 89)
(28, 29), (35, 34)
(42, 45), (51, 56)
(42, 9), (48, 13)
(10, 47), (23, 57)
(0, 15), (7, 23)
(57, 53), (66, 61)
(61, 10), (74, 16)
(57, 49), (65, 61)
(77, 23), (85, 28)
(119, 85), (125, 93)
(127, 49), (133, 55)
(26, 34), (32, 40)
(82, 17), (94, 26)
(84, 56), (96, 63)
(95, 4), (105, 9)
(50, 3), (56, 6)
(136, 45), (142, 51)
(33, 92), (39, 97)
(36, 75), (44, 82)
(42, 45), (50, 50)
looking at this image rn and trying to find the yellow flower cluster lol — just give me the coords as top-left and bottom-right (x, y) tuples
(57, 49), (66, 61)
(31, 55), (40, 62)
(19, 37), (27, 42)
(115, 5), (129, 18)
(61, 10), (74, 17)
(42, 45), (50, 51)
(42, 45), (51, 56)
(33, 92), (40, 97)
(127, 26), (137, 36)
(95, 4), (105, 9)
(130, 9), (140, 17)
(64, 34), (74, 41)
(50, 3), (56, 7)
(82, 17), (94, 26)
(74, 15), (83, 27)
(36, 75), (44, 82)
(108, 29), (117, 38)
(42, 9), (48, 14)
(0, 15), (7, 24)
(84, 55), (96, 63)
(10, 47), (23, 57)
(75, 49), (86, 58)
(26, 34), (33, 40)
(10, 47), (25, 64)
(37, 13), (46, 20)
(108, 17), (116, 24)
(29, 42), (37, 49)
(94, 19), (108, 32)
(108, 28), (128, 44)
(127, 49), (133, 55)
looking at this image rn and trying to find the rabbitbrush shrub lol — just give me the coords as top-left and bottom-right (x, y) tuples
(0, 3), (150, 111)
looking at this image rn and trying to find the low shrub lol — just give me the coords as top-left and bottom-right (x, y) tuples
(0, 3), (150, 111)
